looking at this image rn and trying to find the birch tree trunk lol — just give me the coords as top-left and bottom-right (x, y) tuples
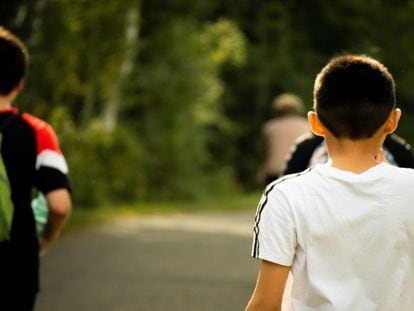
(102, 2), (141, 132)
(28, 0), (47, 47)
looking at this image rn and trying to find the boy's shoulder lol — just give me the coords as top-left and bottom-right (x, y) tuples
(378, 162), (414, 175)
(265, 167), (316, 193)
(21, 112), (52, 131)
(267, 163), (414, 195)
(387, 165), (414, 182)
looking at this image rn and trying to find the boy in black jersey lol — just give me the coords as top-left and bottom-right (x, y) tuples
(0, 27), (72, 310)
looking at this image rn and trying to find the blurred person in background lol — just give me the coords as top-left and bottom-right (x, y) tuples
(258, 93), (310, 185)
(0, 27), (72, 310)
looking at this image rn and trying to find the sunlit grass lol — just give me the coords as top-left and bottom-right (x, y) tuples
(64, 191), (261, 234)
(120, 191), (261, 213)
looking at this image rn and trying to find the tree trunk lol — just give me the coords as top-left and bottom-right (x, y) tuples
(102, 2), (141, 132)
(28, 0), (47, 47)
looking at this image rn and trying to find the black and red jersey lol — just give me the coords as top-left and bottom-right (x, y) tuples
(0, 108), (71, 294)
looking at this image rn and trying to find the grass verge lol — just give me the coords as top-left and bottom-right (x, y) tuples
(64, 191), (261, 234)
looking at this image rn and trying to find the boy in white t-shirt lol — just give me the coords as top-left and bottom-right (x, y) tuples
(245, 55), (414, 310)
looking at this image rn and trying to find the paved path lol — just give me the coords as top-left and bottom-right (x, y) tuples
(34, 211), (260, 311)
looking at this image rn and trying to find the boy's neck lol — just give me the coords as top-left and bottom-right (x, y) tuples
(325, 134), (385, 174)
(0, 91), (18, 110)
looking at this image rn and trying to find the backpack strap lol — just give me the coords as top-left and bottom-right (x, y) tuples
(0, 112), (20, 241)
(0, 112), (20, 133)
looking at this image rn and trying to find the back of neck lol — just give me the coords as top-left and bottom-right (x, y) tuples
(326, 136), (384, 174)
(0, 89), (19, 110)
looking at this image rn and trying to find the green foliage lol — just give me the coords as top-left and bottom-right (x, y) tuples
(21, 0), (138, 125)
(3, 0), (414, 208)
(123, 17), (246, 200)
(217, 1), (414, 187)
(50, 107), (147, 206)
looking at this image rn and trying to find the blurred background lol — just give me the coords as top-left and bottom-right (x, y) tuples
(2, 0), (414, 208)
(3, 1), (414, 310)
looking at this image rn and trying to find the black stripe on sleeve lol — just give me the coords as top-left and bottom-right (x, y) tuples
(36, 166), (71, 194)
(252, 168), (313, 258)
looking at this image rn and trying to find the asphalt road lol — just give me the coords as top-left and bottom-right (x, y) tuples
(34, 211), (260, 311)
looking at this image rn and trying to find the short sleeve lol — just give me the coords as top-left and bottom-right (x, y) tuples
(36, 166), (71, 194)
(252, 188), (296, 266)
(22, 113), (71, 193)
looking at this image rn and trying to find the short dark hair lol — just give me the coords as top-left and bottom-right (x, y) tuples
(313, 54), (396, 139)
(0, 27), (29, 95)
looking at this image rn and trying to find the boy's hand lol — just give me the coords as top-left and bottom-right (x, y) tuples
(39, 236), (53, 256)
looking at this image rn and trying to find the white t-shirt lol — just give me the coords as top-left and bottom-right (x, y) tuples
(252, 162), (414, 310)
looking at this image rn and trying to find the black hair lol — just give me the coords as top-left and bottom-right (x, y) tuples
(0, 27), (29, 95)
(313, 54), (396, 139)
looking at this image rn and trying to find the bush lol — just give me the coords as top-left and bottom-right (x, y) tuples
(50, 108), (147, 207)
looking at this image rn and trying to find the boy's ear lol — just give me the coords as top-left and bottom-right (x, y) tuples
(307, 111), (326, 137)
(16, 79), (25, 92)
(383, 108), (401, 134)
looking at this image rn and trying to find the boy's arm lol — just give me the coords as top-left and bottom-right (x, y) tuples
(40, 188), (72, 251)
(245, 260), (291, 311)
